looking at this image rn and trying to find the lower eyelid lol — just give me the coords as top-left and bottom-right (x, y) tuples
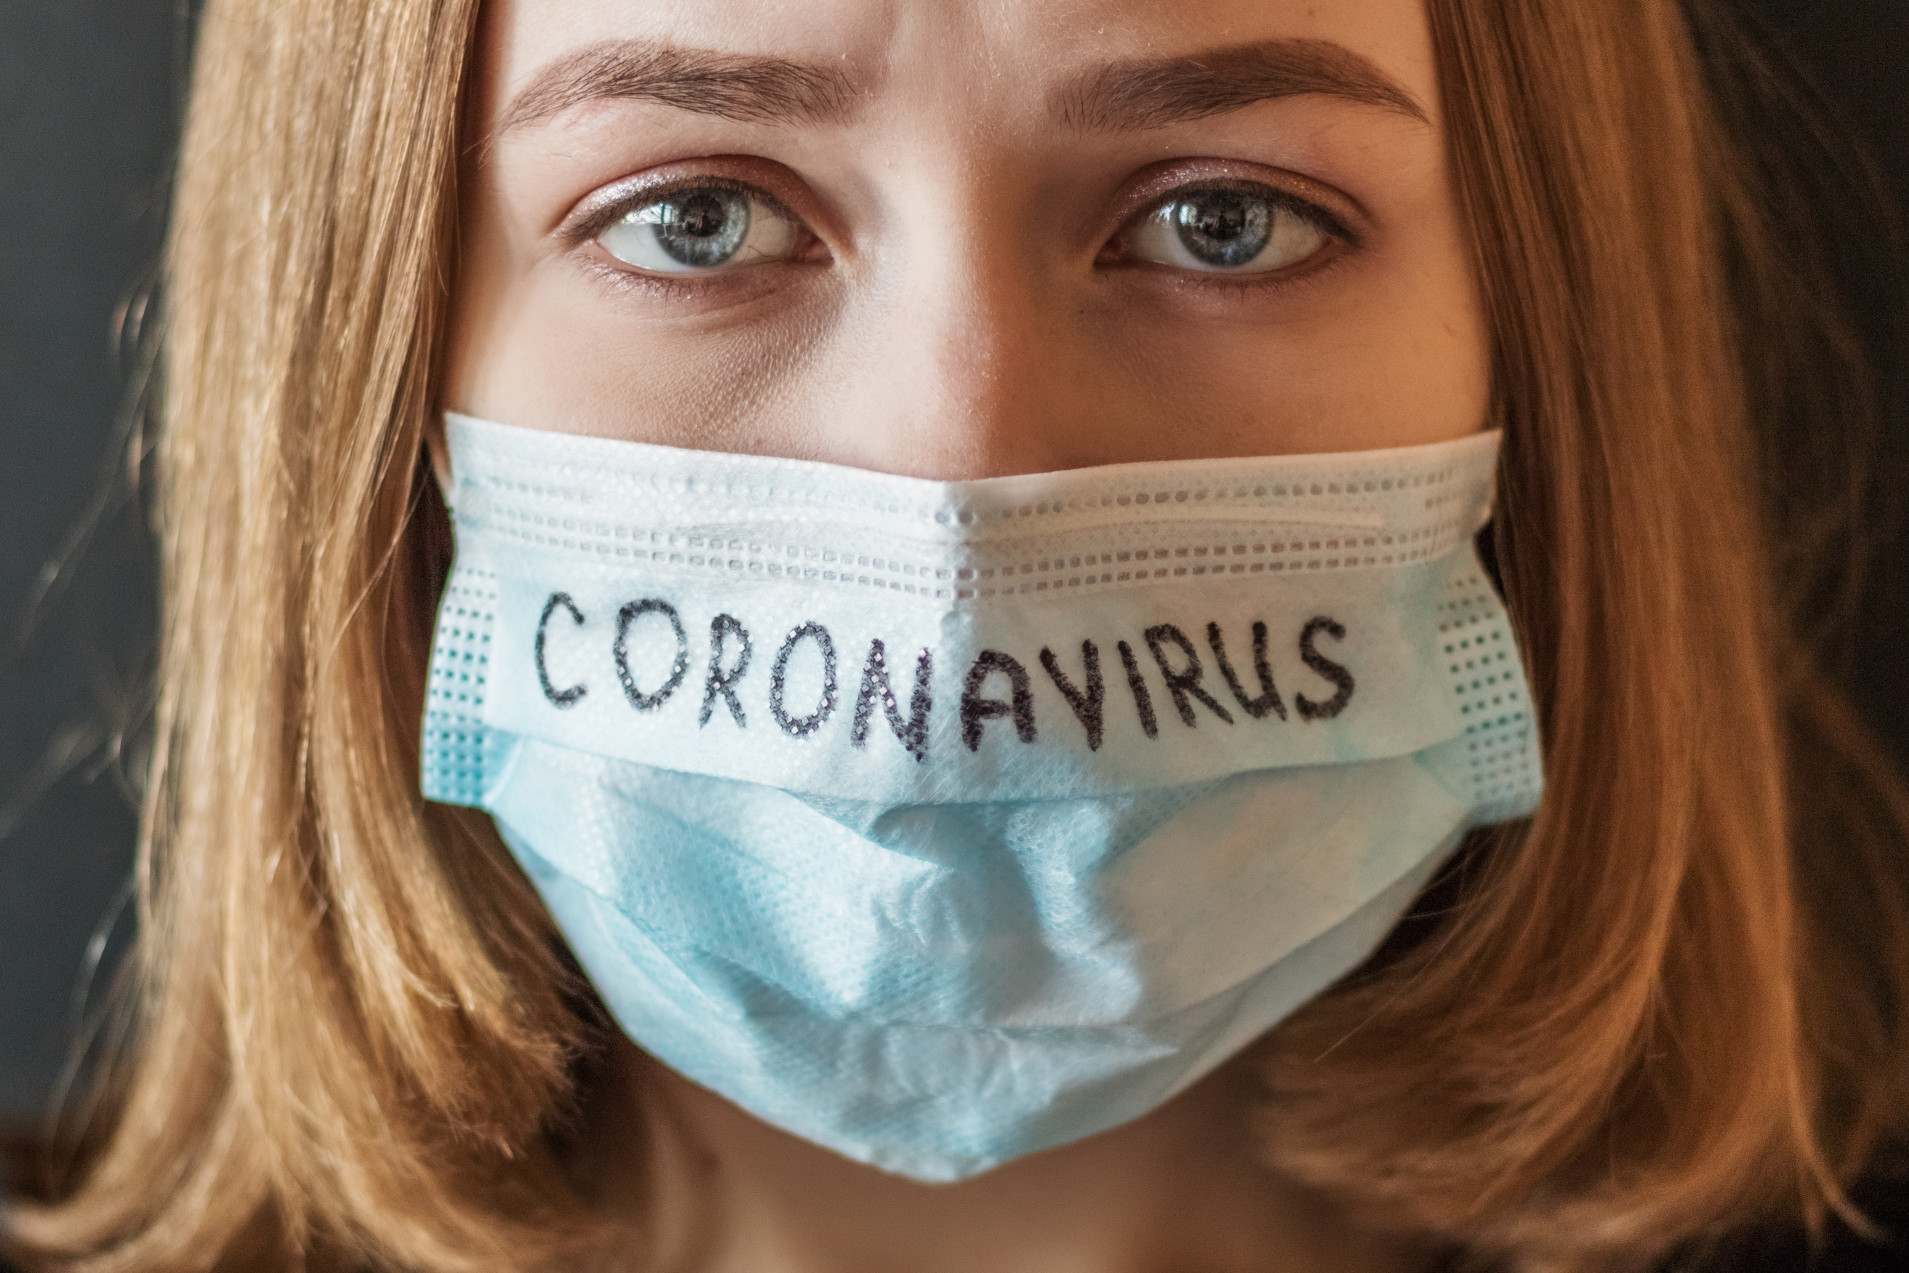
(1156, 249), (1353, 299)
(577, 241), (831, 302)
(578, 252), (758, 299)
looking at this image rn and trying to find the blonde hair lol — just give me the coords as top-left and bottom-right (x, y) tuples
(10, 0), (1909, 1269)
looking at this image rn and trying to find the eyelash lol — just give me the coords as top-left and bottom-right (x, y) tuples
(1162, 182), (1352, 247)
(560, 174), (808, 250)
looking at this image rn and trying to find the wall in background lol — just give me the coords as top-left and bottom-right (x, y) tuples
(2, 0), (1906, 1123)
(1, 0), (177, 1120)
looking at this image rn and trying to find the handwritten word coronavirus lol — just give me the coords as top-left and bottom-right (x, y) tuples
(533, 592), (1354, 762)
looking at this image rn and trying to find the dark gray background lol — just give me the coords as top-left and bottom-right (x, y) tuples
(2, 0), (181, 1124)
(2, 1), (1906, 1125)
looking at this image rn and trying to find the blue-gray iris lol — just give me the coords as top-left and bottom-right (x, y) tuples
(644, 189), (752, 268)
(1173, 190), (1274, 269)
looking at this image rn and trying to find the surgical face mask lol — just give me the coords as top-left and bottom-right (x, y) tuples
(422, 413), (1542, 1182)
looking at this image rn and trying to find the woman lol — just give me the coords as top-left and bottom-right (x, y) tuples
(7, 0), (1908, 1269)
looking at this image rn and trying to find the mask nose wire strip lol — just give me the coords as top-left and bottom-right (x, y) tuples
(455, 489), (1393, 538)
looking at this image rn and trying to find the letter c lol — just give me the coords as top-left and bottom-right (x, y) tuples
(535, 592), (588, 708)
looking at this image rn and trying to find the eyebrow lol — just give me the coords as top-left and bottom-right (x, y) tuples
(1053, 39), (1429, 131)
(496, 40), (863, 135)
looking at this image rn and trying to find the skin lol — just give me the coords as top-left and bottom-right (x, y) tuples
(446, 0), (1485, 1266)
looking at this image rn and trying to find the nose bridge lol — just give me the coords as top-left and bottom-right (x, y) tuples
(841, 172), (1071, 481)
(927, 231), (1040, 423)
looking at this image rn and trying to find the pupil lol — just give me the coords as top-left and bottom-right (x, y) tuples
(1174, 190), (1274, 269)
(651, 189), (752, 268)
(675, 193), (729, 239)
(1190, 196), (1247, 241)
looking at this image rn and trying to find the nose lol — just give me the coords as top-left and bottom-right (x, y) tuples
(818, 184), (1093, 481)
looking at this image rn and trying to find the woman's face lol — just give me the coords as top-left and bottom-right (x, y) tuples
(446, 0), (1484, 478)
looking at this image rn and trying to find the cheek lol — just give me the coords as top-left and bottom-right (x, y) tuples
(443, 218), (837, 451)
(1244, 206), (1489, 454)
(1090, 252), (1490, 457)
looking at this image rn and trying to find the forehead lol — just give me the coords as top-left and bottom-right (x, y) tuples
(478, 0), (1438, 117)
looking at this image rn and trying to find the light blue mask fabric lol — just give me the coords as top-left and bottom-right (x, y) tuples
(422, 414), (1543, 1181)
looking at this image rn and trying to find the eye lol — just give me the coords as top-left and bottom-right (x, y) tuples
(596, 184), (805, 274)
(1121, 184), (1335, 275)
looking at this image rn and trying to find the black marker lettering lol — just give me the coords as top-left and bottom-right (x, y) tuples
(961, 651), (1037, 752)
(1296, 616), (1355, 720)
(614, 599), (689, 711)
(852, 639), (933, 762)
(1039, 641), (1105, 751)
(1144, 624), (1234, 727)
(770, 622), (839, 737)
(1207, 620), (1287, 721)
(535, 592), (588, 708)
(700, 614), (753, 728)
(1116, 640), (1159, 739)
